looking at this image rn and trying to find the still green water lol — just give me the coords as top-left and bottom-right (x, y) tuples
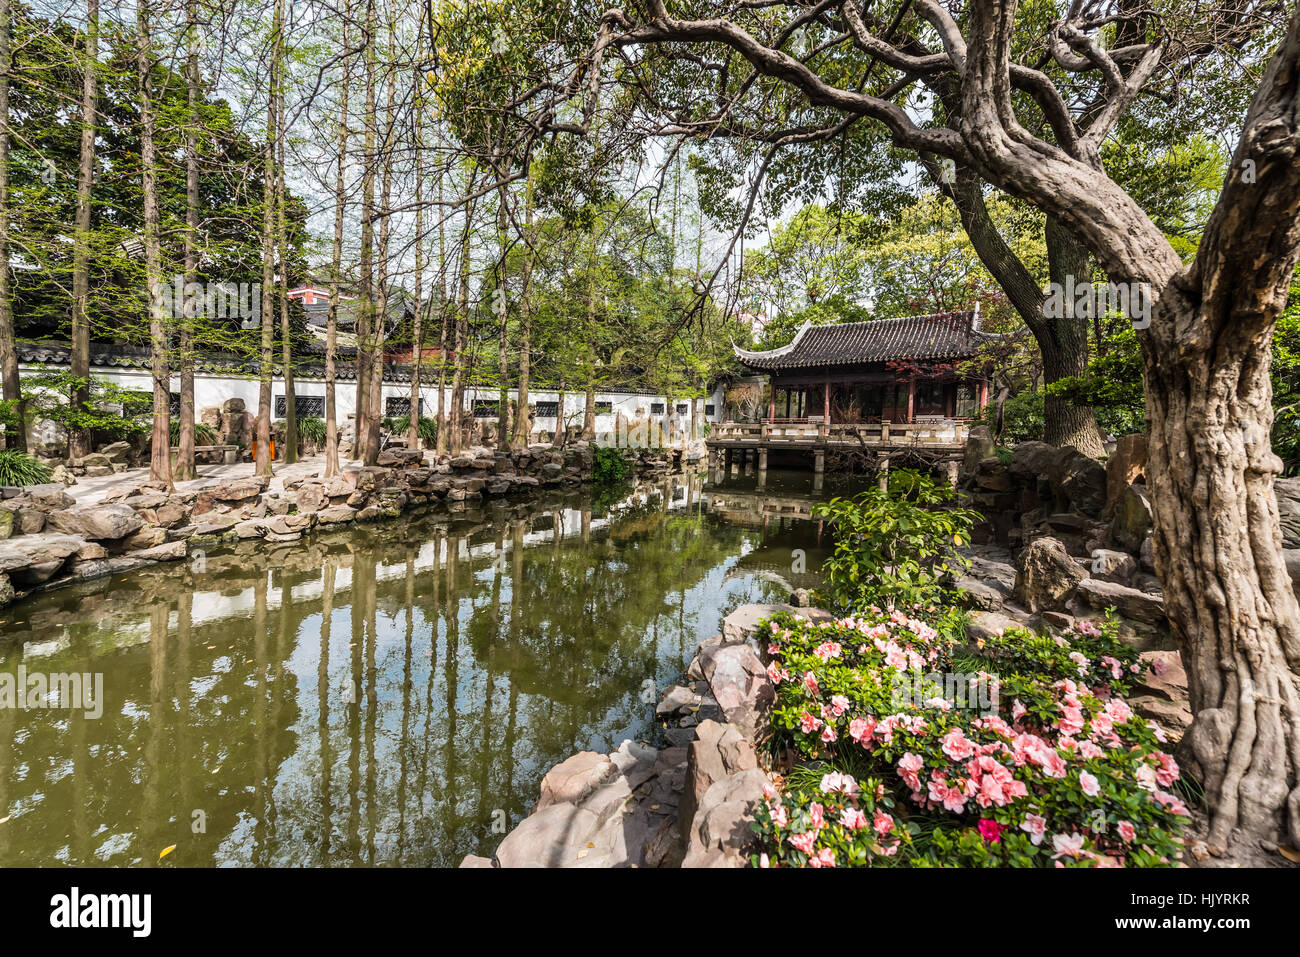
(0, 469), (844, 867)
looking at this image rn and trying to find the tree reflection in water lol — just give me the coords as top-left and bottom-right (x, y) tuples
(0, 471), (841, 866)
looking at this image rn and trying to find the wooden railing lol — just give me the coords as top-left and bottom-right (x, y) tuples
(709, 419), (969, 446)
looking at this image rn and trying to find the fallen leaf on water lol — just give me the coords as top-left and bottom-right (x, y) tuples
(1280, 844), (1300, 864)
(159, 845), (176, 860)
(0, 815), (10, 824)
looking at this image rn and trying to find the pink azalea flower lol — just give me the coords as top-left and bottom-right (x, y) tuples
(808, 802), (826, 830)
(1117, 820), (1136, 843)
(830, 694), (850, 716)
(771, 804), (788, 828)
(799, 711), (822, 734)
(849, 716), (877, 747)
(898, 752), (924, 792)
(1155, 753), (1180, 787)
(1020, 813), (1047, 845)
(1079, 771), (1101, 798)
(873, 810), (895, 837)
(808, 847), (837, 868)
(788, 831), (817, 856)
(1153, 790), (1189, 816)
(820, 723), (838, 743)
(1051, 832), (1086, 859)
(840, 807), (868, 831)
(942, 728), (976, 761)
(803, 671), (820, 696)
(766, 661), (784, 684)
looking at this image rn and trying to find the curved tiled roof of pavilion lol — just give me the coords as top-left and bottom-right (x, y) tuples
(734, 310), (995, 371)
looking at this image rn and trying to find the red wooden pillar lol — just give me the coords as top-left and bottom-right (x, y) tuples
(823, 377), (831, 424)
(978, 377), (989, 410)
(769, 386), (776, 423)
(906, 378), (916, 423)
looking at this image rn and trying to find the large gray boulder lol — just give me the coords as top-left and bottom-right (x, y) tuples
(677, 719), (758, 844)
(1075, 578), (1167, 626)
(1008, 440), (1057, 480)
(1105, 434), (1147, 517)
(48, 503), (144, 541)
(1014, 536), (1088, 612)
(1110, 483), (1153, 552)
(699, 641), (774, 742)
(1051, 447), (1108, 517)
(962, 425), (995, 476)
(682, 768), (769, 868)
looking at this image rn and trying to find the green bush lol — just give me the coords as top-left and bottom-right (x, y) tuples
(384, 415), (437, 444)
(169, 420), (219, 446)
(592, 445), (630, 485)
(296, 416), (329, 444)
(976, 389), (1044, 443)
(811, 469), (982, 615)
(0, 450), (53, 486)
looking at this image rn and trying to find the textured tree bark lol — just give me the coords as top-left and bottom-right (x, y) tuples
(137, 0), (171, 488)
(1146, 286), (1300, 850)
(1041, 217), (1104, 456)
(254, 0), (280, 479)
(353, 0), (378, 460)
(0, 0), (23, 453)
(512, 173), (534, 449)
(408, 66), (425, 453)
(323, 5), (349, 480)
(363, 16), (396, 469)
(275, 49), (297, 467)
(68, 0), (98, 462)
(174, 0), (200, 481)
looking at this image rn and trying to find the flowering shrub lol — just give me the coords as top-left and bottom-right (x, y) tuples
(974, 614), (1148, 697)
(755, 611), (1188, 867)
(811, 469), (983, 613)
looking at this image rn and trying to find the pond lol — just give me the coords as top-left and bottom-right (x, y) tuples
(0, 468), (856, 867)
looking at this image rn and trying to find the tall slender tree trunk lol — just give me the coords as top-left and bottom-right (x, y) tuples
(552, 381), (565, 448)
(352, 0), (377, 458)
(255, 0), (283, 478)
(363, 13), (396, 468)
(581, 273), (596, 440)
(174, 0), (200, 480)
(323, 5), (349, 479)
(512, 170), (533, 449)
(1041, 217), (1104, 454)
(433, 148), (449, 455)
(137, 0), (170, 487)
(496, 184), (511, 453)
(68, 0), (99, 462)
(275, 10), (297, 467)
(0, 0), (23, 452)
(447, 170), (476, 455)
(407, 65), (425, 452)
